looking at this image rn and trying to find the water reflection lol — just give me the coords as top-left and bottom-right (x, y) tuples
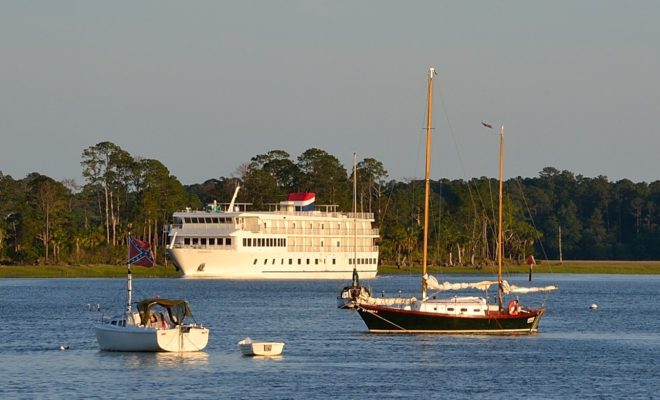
(97, 351), (209, 368)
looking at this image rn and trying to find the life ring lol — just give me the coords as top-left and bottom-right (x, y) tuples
(508, 300), (520, 315)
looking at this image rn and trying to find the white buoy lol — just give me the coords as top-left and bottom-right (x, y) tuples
(589, 304), (598, 310)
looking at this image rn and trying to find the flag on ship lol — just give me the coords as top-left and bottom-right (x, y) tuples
(288, 193), (316, 211)
(128, 236), (155, 267)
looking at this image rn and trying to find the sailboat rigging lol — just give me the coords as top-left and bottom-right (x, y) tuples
(352, 67), (557, 334)
(337, 153), (372, 308)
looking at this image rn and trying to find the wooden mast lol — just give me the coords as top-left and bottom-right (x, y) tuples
(352, 152), (358, 282)
(497, 126), (504, 309)
(421, 67), (435, 300)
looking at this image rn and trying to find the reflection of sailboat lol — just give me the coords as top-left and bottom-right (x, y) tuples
(354, 67), (557, 334)
(95, 235), (210, 351)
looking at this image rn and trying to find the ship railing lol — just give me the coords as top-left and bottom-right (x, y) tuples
(286, 245), (379, 252)
(270, 210), (374, 220)
(261, 227), (379, 236)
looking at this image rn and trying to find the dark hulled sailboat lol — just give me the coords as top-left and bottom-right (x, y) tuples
(354, 67), (556, 334)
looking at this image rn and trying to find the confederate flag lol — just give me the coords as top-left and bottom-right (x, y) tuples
(128, 236), (155, 267)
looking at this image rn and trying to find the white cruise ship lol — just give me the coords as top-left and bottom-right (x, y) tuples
(166, 189), (379, 279)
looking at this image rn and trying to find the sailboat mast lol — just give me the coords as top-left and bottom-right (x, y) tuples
(353, 152), (358, 273)
(497, 126), (504, 309)
(422, 67), (435, 300)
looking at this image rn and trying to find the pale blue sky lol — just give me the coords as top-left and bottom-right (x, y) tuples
(1, 1), (659, 185)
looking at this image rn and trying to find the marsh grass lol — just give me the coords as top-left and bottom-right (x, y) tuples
(378, 260), (660, 275)
(0, 264), (179, 278)
(1, 260), (659, 278)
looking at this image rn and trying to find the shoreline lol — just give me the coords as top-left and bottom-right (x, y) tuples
(1, 260), (659, 278)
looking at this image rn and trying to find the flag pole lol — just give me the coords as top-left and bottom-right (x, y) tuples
(126, 231), (132, 318)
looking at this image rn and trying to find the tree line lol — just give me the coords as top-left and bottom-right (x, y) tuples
(1, 142), (659, 266)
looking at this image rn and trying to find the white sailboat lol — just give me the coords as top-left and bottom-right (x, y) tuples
(94, 235), (210, 352)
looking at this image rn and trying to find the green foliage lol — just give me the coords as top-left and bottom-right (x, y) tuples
(1, 145), (660, 267)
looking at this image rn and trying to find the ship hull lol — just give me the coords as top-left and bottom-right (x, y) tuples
(169, 247), (378, 279)
(356, 303), (544, 334)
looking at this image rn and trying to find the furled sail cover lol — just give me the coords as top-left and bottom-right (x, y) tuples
(425, 275), (558, 294)
(425, 274), (498, 292)
(502, 281), (559, 294)
(356, 291), (417, 307)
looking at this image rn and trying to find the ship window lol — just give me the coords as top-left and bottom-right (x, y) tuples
(264, 259), (268, 265)
(460, 308), (468, 313)
(205, 217), (212, 223)
(184, 217), (191, 224)
(184, 238), (190, 245)
(320, 240), (324, 247)
(306, 259), (310, 264)
(315, 259), (318, 265)
(336, 241), (340, 247)
(253, 259), (257, 265)
(289, 259), (293, 265)
(200, 238), (207, 245)
(226, 238), (231, 246)
(192, 238), (199, 245)
(332, 259), (336, 264)
(473, 309), (480, 312)
(243, 238), (247, 246)
(447, 308), (454, 312)
(272, 259), (276, 265)
(208, 238), (215, 245)
(281, 259), (284, 264)
(298, 259), (301, 265)
(349, 259), (352, 265)
(321, 224), (324, 229)
(212, 217), (219, 223)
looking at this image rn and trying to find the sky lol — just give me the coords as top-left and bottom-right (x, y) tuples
(1, 1), (659, 187)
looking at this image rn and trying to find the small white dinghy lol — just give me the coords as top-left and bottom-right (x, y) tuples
(238, 337), (284, 357)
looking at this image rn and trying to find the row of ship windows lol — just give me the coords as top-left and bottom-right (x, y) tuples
(253, 258), (377, 266)
(243, 238), (286, 247)
(183, 237), (232, 246)
(349, 258), (378, 265)
(178, 217), (234, 224)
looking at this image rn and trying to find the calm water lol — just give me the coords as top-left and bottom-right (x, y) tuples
(1, 274), (659, 399)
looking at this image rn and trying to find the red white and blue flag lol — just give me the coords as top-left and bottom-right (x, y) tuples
(288, 192), (316, 211)
(128, 236), (155, 267)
